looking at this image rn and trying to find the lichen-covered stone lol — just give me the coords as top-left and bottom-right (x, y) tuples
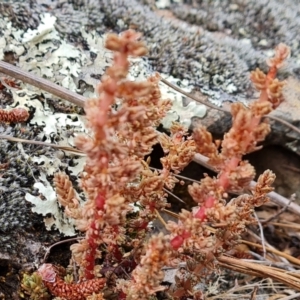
(0, 124), (46, 255)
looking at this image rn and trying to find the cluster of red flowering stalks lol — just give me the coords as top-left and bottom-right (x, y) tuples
(35, 30), (290, 299)
(43, 30), (174, 299)
(166, 43), (289, 271)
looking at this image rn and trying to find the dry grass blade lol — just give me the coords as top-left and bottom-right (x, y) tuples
(268, 221), (300, 230)
(161, 208), (179, 219)
(0, 134), (85, 155)
(279, 294), (300, 300)
(241, 240), (300, 266)
(208, 282), (287, 300)
(155, 209), (168, 228)
(218, 255), (300, 291)
(163, 187), (185, 203)
(249, 285), (258, 300)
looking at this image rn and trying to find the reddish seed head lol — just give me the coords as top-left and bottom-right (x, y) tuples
(195, 206), (206, 221)
(138, 221), (148, 230)
(219, 172), (230, 190)
(182, 230), (191, 239)
(205, 195), (215, 208)
(170, 235), (184, 250)
(95, 193), (105, 210)
(12, 107), (29, 122)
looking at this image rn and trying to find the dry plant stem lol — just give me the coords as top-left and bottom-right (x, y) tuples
(252, 186), (300, 215)
(268, 114), (300, 136)
(246, 229), (292, 266)
(280, 294), (300, 300)
(261, 195), (294, 224)
(254, 212), (266, 258)
(150, 166), (199, 183)
(246, 256), (295, 271)
(249, 285), (258, 300)
(290, 273), (300, 280)
(218, 255), (300, 291)
(160, 77), (227, 112)
(2, 59), (300, 137)
(0, 61), (85, 107)
(0, 134), (84, 155)
(283, 165), (300, 172)
(43, 237), (84, 263)
(163, 187), (185, 203)
(208, 282), (286, 300)
(161, 208), (179, 219)
(161, 77), (300, 136)
(193, 153), (300, 215)
(242, 240), (300, 266)
(155, 209), (167, 227)
(268, 222), (300, 230)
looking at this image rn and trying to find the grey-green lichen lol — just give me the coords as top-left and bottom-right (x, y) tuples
(0, 0), (298, 103)
(0, 124), (46, 254)
(170, 0), (300, 52)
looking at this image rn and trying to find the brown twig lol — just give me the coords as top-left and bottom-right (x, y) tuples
(163, 187), (185, 203)
(261, 194), (295, 224)
(1, 59), (300, 137)
(218, 255), (300, 291)
(2, 131), (299, 217)
(160, 77), (227, 112)
(155, 209), (168, 228)
(161, 76), (300, 136)
(0, 61), (86, 107)
(0, 134), (84, 155)
(267, 222), (300, 230)
(241, 240), (300, 266)
(193, 153), (300, 216)
(149, 166), (199, 183)
(254, 212), (266, 258)
(249, 285), (258, 300)
(43, 237), (83, 263)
